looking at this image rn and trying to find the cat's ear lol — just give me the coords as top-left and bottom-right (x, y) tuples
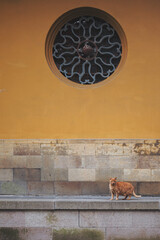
(110, 178), (112, 180)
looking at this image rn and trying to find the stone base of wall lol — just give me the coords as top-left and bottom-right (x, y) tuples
(0, 226), (159, 240)
(0, 228), (104, 240)
(0, 196), (159, 240)
(0, 139), (160, 196)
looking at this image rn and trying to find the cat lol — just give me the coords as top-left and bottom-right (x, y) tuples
(109, 177), (141, 200)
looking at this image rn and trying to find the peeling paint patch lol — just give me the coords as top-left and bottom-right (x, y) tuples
(134, 141), (160, 155)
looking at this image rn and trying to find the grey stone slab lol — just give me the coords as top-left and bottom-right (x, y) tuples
(41, 155), (55, 181)
(27, 168), (41, 181)
(54, 200), (111, 210)
(25, 228), (52, 240)
(124, 169), (151, 181)
(0, 197), (159, 211)
(54, 182), (81, 195)
(26, 156), (42, 168)
(13, 169), (41, 182)
(25, 211), (78, 228)
(54, 168), (68, 181)
(109, 200), (160, 210)
(80, 211), (133, 228)
(0, 181), (27, 195)
(81, 181), (109, 195)
(54, 200), (159, 210)
(106, 227), (160, 240)
(68, 168), (95, 182)
(54, 155), (82, 168)
(96, 168), (124, 181)
(151, 169), (160, 181)
(132, 211), (160, 227)
(137, 182), (160, 195)
(27, 181), (54, 195)
(95, 155), (138, 169)
(0, 169), (13, 181)
(108, 155), (138, 169)
(13, 168), (26, 181)
(0, 156), (26, 168)
(81, 155), (97, 168)
(0, 200), (55, 210)
(0, 212), (25, 227)
(137, 155), (160, 169)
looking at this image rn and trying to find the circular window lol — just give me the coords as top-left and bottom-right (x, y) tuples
(45, 7), (127, 88)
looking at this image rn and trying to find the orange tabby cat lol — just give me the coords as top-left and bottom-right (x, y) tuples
(109, 177), (141, 200)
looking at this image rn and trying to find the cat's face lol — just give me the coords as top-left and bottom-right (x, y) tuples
(110, 177), (117, 186)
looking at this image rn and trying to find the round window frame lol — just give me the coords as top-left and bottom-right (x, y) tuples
(45, 7), (127, 88)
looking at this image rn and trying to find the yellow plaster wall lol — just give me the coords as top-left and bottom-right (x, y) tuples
(0, 0), (160, 139)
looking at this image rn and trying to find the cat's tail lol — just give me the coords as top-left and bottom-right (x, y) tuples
(133, 191), (141, 198)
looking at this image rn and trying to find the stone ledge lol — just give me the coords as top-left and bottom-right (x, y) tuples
(0, 196), (159, 211)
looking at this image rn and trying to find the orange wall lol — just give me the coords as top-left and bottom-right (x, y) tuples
(0, 0), (160, 139)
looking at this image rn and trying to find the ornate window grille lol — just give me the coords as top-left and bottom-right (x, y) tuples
(46, 8), (127, 87)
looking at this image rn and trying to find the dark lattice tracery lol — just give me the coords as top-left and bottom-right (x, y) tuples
(52, 16), (122, 85)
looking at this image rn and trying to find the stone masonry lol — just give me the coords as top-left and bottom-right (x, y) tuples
(0, 139), (160, 196)
(0, 196), (159, 240)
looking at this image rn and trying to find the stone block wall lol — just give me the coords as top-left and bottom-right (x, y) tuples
(0, 139), (160, 196)
(0, 210), (159, 240)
